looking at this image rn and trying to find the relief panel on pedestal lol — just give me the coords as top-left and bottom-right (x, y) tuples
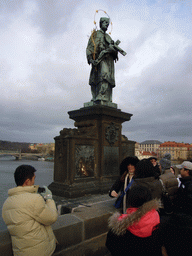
(75, 145), (95, 178)
(104, 122), (120, 175)
(105, 122), (119, 146)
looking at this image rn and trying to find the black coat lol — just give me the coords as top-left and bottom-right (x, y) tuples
(158, 213), (192, 256)
(153, 164), (161, 177)
(173, 176), (192, 215)
(132, 176), (163, 200)
(109, 176), (125, 197)
(106, 228), (162, 256)
(106, 199), (162, 256)
(109, 175), (132, 209)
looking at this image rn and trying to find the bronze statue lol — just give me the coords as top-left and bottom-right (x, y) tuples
(86, 17), (126, 102)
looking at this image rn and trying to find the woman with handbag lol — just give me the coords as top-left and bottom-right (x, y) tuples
(109, 156), (139, 213)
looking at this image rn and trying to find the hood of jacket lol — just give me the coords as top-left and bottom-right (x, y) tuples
(108, 199), (160, 237)
(163, 169), (172, 174)
(8, 185), (39, 196)
(132, 177), (163, 200)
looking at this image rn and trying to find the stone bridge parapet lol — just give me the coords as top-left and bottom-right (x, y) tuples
(0, 195), (116, 256)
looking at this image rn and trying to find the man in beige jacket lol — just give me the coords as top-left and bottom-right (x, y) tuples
(2, 165), (58, 256)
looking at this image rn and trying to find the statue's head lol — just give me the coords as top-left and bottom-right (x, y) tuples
(99, 17), (110, 32)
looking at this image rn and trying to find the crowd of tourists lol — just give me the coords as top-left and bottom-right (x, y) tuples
(106, 155), (192, 256)
(2, 156), (192, 256)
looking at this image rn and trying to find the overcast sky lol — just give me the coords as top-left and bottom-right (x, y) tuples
(0, 0), (191, 144)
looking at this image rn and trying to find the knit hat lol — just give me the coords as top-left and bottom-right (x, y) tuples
(160, 153), (171, 173)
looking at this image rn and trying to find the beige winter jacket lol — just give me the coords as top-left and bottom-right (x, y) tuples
(160, 169), (178, 201)
(2, 185), (58, 256)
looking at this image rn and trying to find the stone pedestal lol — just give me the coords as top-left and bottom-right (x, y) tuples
(49, 105), (135, 198)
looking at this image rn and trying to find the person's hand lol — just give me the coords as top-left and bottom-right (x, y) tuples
(40, 186), (53, 200)
(111, 190), (118, 197)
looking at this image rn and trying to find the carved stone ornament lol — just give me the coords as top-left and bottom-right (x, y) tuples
(105, 122), (119, 146)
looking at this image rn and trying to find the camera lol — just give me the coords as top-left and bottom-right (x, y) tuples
(38, 187), (45, 193)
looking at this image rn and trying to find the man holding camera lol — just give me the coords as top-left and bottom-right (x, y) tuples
(2, 165), (58, 256)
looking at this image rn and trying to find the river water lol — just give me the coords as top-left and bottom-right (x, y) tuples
(0, 156), (54, 231)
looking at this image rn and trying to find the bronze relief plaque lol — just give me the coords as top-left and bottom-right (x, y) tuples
(75, 145), (95, 178)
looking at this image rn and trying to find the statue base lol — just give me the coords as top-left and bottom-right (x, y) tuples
(48, 179), (118, 198)
(84, 100), (117, 109)
(49, 104), (136, 198)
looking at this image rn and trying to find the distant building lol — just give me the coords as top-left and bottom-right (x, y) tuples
(135, 142), (157, 160)
(139, 140), (162, 153)
(189, 147), (192, 160)
(29, 144), (36, 151)
(29, 143), (55, 155)
(158, 141), (192, 160)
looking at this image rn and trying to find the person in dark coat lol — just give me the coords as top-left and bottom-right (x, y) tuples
(132, 159), (163, 201)
(148, 156), (161, 177)
(109, 156), (139, 213)
(151, 153), (178, 218)
(106, 186), (162, 256)
(173, 161), (192, 215)
(159, 153), (178, 206)
(158, 212), (192, 256)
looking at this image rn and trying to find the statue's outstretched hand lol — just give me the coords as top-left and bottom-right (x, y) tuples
(115, 55), (119, 63)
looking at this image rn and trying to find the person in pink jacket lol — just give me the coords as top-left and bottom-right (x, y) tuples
(2, 165), (58, 256)
(106, 185), (161, 256)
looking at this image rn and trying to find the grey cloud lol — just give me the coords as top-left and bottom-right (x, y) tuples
(0, 97), (74, 143)
(121, 43), (192, 143)
(32, 0), (83, 37)
(0, 0), (24, 13)
(0, 0), (191, 144)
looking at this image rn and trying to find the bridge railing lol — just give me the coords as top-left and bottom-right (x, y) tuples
(0, 150), (20, 154)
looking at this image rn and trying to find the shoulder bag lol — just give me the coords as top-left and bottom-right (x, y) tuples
(114, 179), (134, 209)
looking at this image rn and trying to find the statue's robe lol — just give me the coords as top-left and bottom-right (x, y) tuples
(86, 29), (117, 89)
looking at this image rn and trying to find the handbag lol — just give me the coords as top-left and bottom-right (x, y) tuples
(114, 179), (134, 209)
